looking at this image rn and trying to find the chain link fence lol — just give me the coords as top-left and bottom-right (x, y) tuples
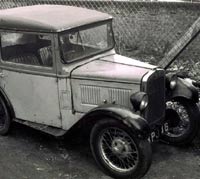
(1, 0), (200, 79)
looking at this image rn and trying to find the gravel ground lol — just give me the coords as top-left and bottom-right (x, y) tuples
(1, 122), (200, 179)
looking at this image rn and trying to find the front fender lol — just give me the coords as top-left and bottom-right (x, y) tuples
(168, 77), (199, 103)
(81, 104), (150, 139)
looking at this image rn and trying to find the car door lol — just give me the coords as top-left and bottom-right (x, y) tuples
(0, 31), (62, 128)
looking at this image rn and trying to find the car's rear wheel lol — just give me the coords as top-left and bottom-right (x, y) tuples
(0, 97), (11, 135)
(161, 99), (199, 146)
(90, 118), (152, 179)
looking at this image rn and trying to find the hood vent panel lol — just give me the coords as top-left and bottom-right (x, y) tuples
(80, 84), (131, 107)
(72, 79), (139, 113)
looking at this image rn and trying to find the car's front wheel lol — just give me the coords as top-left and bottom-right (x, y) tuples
(0, 97), (11, 135)
(161, 99), (199, 146)
(90, 118), (152, 179)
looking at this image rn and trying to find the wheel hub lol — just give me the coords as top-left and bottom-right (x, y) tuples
(112, 138), (130, 157)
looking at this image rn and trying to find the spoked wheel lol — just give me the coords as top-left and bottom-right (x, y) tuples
(161, 99), (199, 146)
(90, 119), (152, 179)
(0, 97), (11, 135)
(99, 127), (139, 173)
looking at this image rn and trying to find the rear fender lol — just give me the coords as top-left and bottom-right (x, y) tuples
(81, 104), (150, 139)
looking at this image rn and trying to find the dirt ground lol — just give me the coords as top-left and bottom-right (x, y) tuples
(1, 122), (200, 179)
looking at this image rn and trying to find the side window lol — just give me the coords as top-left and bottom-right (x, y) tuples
(1, 32), (53, 67)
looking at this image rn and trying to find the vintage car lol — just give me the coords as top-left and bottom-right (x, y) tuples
(0, 5), (199, 179)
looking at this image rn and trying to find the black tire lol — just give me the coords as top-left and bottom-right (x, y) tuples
(0, 97), (11, 135)
(90, 118), (152, 179)
(161, 99), (199, 146)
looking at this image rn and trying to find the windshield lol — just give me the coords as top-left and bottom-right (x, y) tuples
(59, 21), (114, 63)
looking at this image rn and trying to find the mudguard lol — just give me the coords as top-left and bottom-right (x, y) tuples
(169, 77), (199, 103)
(0, 87), (15, 118)
(81, 104), (150, 139)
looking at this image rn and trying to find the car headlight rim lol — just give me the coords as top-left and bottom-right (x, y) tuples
(139, 95), (148, 111)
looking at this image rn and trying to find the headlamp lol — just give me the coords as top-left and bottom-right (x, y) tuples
(169, 75), (177, 90)
(140, 94), (148, 111)
(166, 73), (177, 90)
(130, 92), (148, 111)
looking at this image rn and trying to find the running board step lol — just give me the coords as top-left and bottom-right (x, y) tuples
(14, 118), (67, 137)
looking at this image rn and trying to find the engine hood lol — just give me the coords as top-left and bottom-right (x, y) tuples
(71, 54), (157, 83)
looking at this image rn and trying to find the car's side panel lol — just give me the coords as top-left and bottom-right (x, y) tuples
(0, 70), (62, 127)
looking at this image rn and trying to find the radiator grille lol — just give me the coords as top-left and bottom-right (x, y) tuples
(143, 70), (165, 125)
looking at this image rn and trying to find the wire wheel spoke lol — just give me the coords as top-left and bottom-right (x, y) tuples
(99, 127), (139, 173)
(102, 136), (112, 150)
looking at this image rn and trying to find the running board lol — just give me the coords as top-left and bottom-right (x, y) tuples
(14, 118), (67, 137)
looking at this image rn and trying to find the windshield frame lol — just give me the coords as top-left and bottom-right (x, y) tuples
(58, 19), (115, 64)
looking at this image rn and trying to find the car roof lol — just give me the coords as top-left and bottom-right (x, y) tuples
(0, 5), (112, 33)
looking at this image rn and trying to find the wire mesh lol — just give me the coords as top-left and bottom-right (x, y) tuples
(0, 0), (200, 80)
